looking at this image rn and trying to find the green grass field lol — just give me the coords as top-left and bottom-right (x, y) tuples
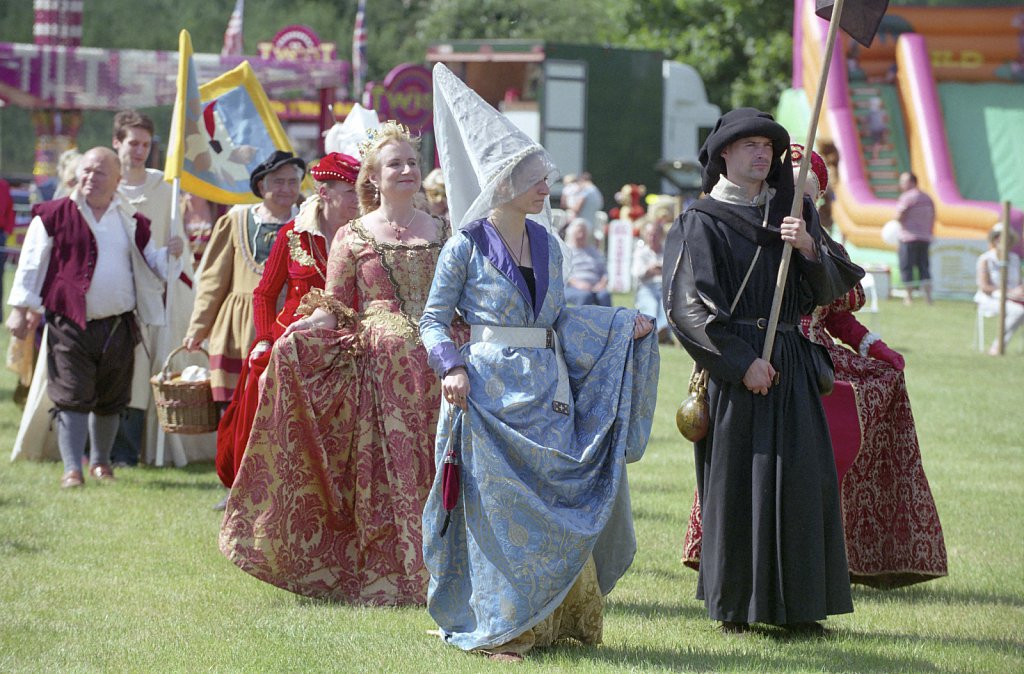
(1, 297), (1021, 673)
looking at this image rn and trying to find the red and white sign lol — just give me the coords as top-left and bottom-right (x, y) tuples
(606, 219), (635, 293)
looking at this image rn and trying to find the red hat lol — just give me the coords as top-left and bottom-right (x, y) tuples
(310, 152), (360, 184)
(789, 143), (828, 195)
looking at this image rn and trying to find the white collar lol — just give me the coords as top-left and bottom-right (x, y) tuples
(292, 195), (325, 237)
(710, 176), (774, 207)
(251, 202), (298, 226)
(70, 190), (132, 219)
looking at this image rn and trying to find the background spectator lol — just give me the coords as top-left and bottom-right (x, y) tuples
(567, 171), (604, 232)
(422, 168), (449, 222)
(0, 177), (16, 306)
(866, 97), (888, 161)
(975, 223), (1024, 354)
(52, 149), (82, 200)
(181, 192), (226, 269)
(632, 219), (669, 342)
(563, 218), (611, 307)
(895, 172), (935, 305)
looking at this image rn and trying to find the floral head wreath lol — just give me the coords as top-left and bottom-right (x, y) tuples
(357, 120), (414, 160)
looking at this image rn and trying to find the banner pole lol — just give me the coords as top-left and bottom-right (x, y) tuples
(155, 176), (183, 467)
(762, 0), (847, 362)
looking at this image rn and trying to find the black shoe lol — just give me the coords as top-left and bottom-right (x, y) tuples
(719, 621), (749, 634)
(783, 621), (828, 637)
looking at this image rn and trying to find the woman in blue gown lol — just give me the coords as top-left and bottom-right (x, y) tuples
(418, 94), (660, 657)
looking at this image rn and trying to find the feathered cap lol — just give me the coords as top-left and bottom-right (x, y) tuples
(310, 152), (360, 184)
(431, 63), (559, 230)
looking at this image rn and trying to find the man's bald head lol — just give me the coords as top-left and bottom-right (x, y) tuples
(79, 147), (120, 173)
(77, 147), (122, 209)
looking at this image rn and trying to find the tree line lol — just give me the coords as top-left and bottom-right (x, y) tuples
(0, 0), (1004, 176)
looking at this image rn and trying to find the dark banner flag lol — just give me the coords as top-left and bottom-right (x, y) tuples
(816, 0), (890, 47)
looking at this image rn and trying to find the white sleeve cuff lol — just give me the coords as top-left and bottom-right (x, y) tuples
(859, 331), (882, 357)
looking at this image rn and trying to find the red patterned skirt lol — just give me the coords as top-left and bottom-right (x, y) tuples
(219, 323), (440, 604)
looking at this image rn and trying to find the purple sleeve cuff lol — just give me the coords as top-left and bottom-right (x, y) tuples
(427, 342), (465, 379)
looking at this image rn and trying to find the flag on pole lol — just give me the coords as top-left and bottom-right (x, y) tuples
(760, 0), (889, 362)
(165, 30), (200, 183)
(352, 0), (368, 99)
(165, 30), (296, 205)
(815, 0), (890, 47)
(221, 0), (245, 57)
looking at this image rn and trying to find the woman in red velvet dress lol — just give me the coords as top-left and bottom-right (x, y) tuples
(683, 146), (947, 589)
(800, 283), (947, 588)
(214, 153), (361, 491)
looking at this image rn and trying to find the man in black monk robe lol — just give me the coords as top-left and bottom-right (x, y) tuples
(663, 108), (862, 634)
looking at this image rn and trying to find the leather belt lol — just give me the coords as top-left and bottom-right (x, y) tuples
(733, 317), (796, 332)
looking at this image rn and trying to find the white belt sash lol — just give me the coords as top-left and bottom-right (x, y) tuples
(469, 325), (571, 415)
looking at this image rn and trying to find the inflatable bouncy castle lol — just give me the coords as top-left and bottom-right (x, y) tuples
(783, 0), (1023, 250)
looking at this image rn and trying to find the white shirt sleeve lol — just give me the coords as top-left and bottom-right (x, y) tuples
(142, 237), (171, 282)
(7, 215), (53, 311)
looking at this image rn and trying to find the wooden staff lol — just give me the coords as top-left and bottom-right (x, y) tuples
(762, 0), (847, 362)
(996, 200), (1011, 356)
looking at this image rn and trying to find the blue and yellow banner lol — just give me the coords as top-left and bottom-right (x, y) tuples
(165, 29), (295, 205)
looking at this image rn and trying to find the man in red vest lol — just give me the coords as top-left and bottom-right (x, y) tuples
(6, 147), (183, 488)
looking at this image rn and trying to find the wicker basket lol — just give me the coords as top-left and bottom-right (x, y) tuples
(150, 346), (218, 434)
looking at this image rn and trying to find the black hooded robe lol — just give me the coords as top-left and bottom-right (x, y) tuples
(664, 196), (859, 625)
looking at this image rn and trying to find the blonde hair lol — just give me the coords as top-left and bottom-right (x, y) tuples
(423, 168), (446, 204)
(55, 148), (83, 196)
(355, 121), (421, 213)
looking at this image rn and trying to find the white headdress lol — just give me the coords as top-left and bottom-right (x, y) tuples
(432, 63), (559, 231)
(323, 103), (382, 158)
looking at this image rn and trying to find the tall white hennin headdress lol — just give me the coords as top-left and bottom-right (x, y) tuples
(432, 63), (559, 232)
